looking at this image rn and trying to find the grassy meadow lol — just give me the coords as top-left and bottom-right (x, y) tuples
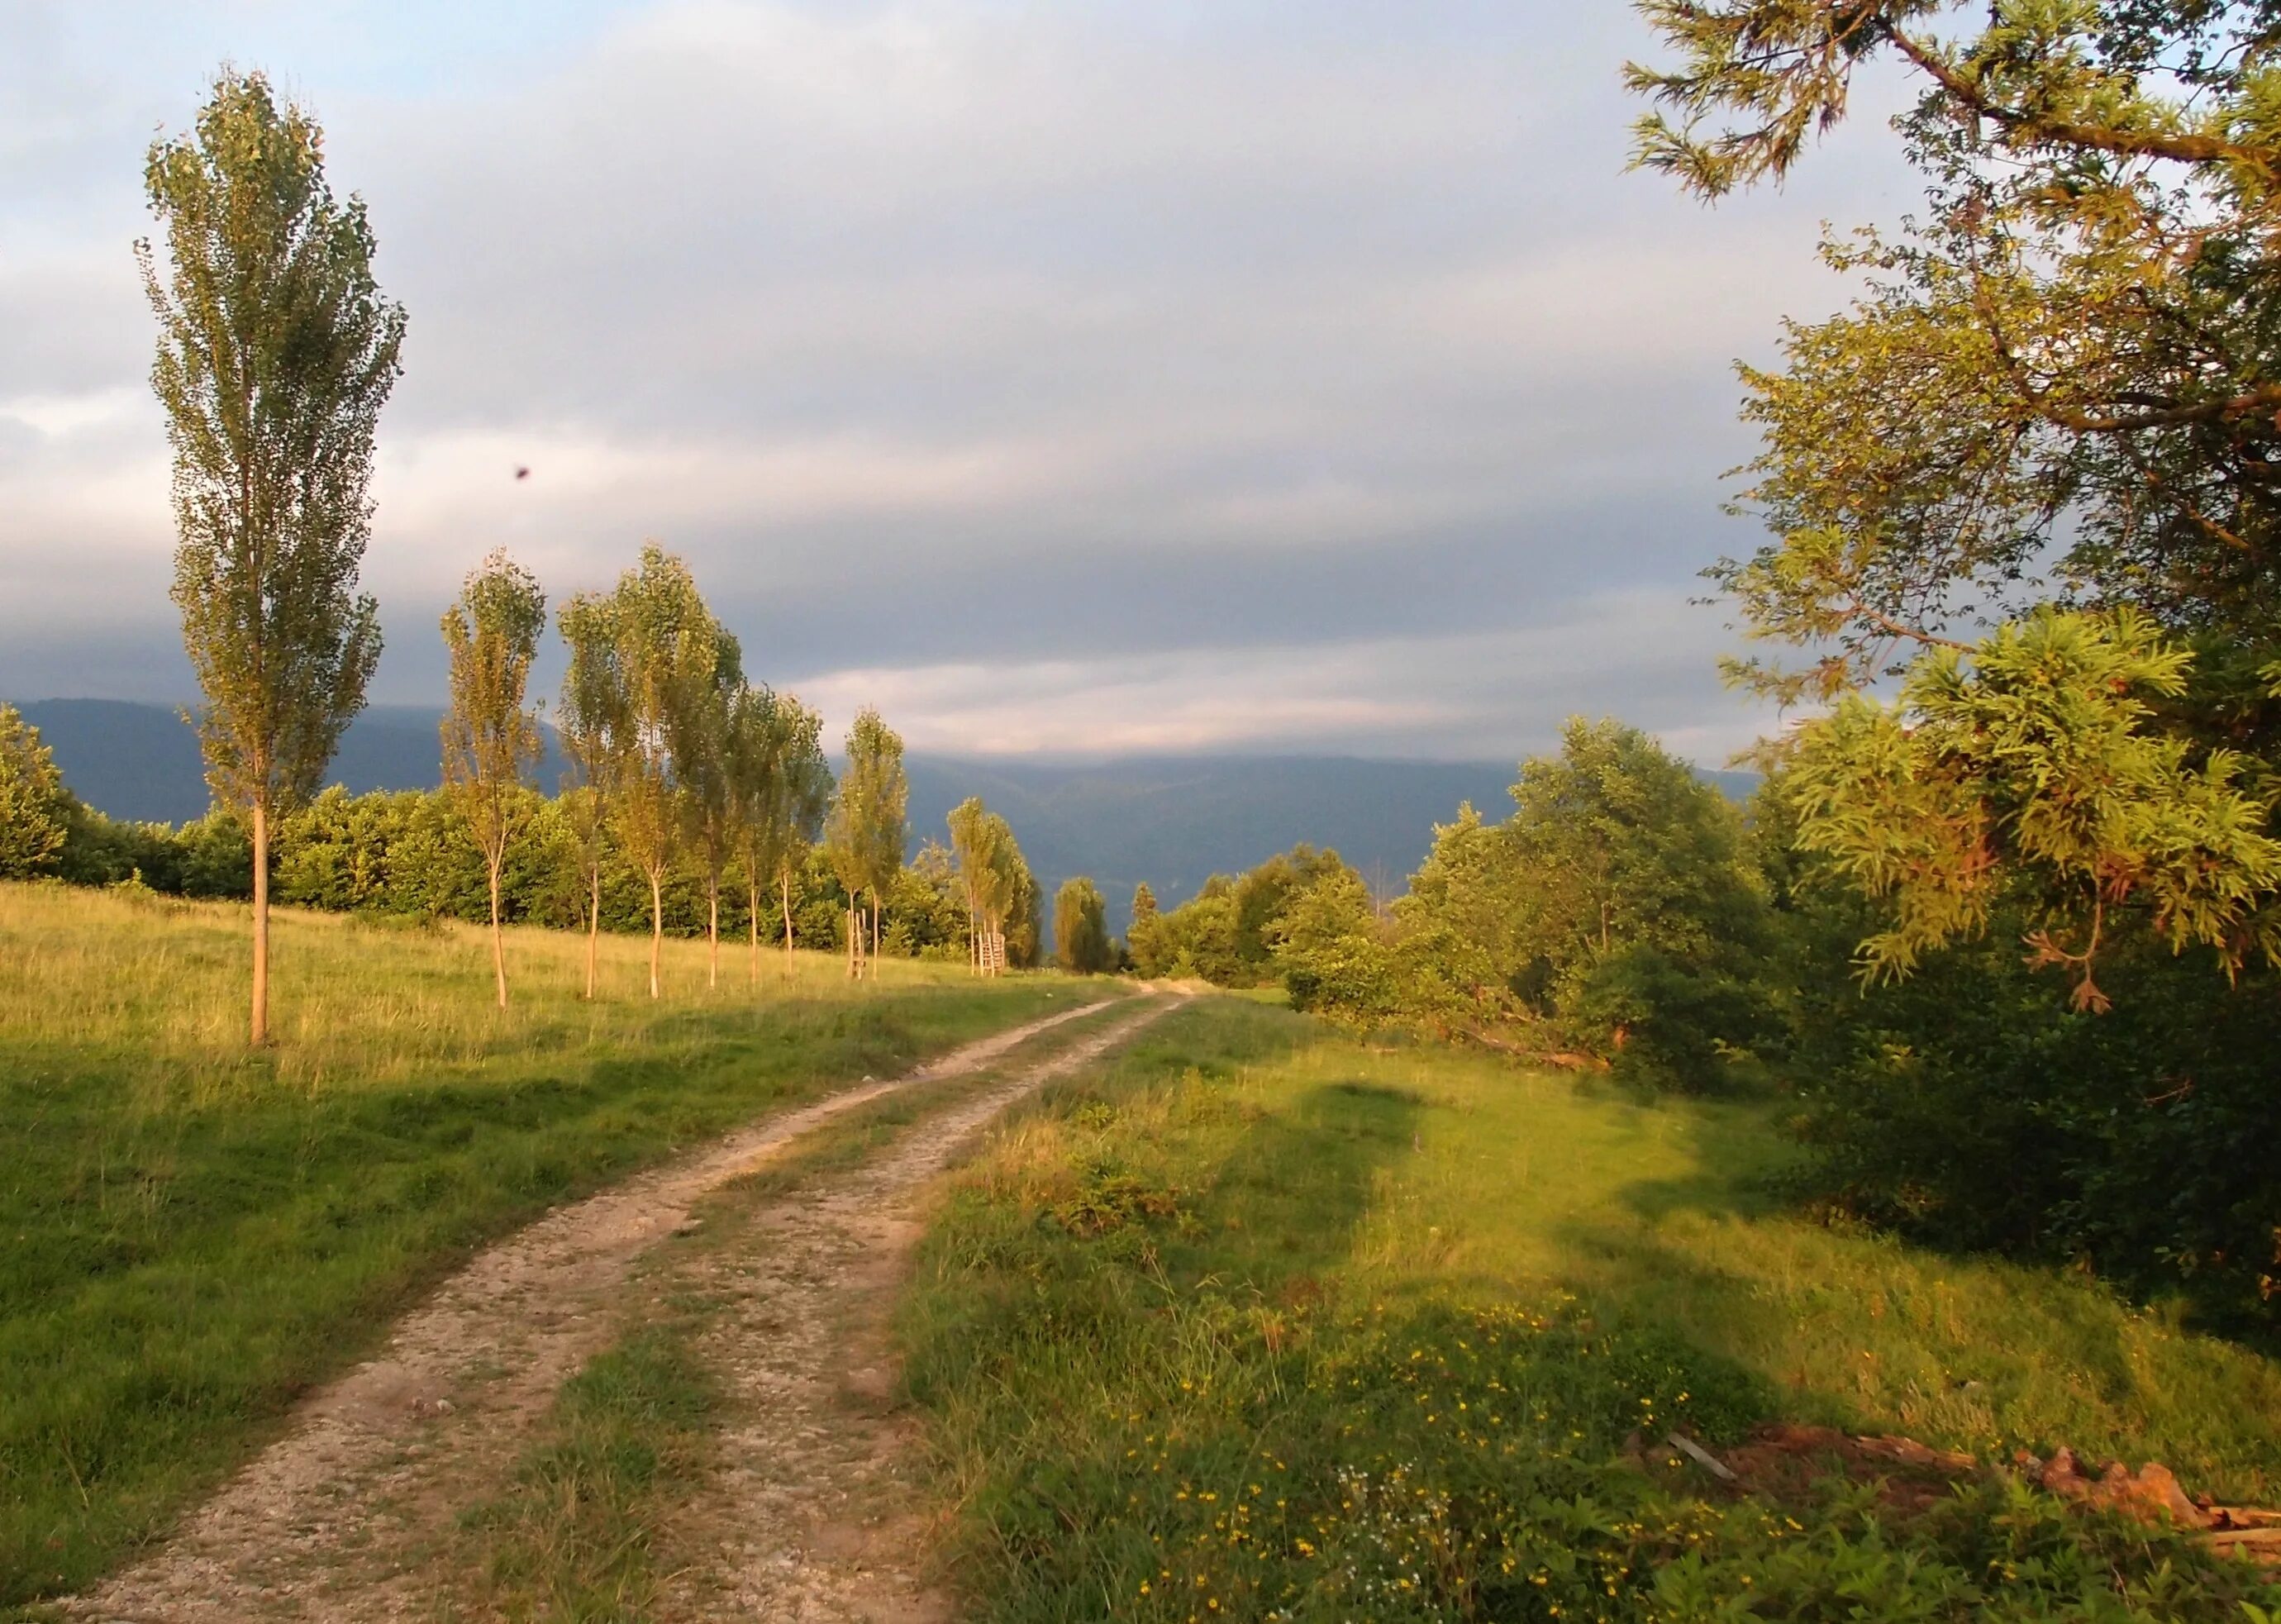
(0, 879), (1099, 1606)
(901, 998), (2281, 1622)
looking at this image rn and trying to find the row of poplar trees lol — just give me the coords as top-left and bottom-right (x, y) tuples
(448, 541), (859, 1010)
(137, 69), (924, 1039)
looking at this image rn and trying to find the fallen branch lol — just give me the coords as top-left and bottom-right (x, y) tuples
(1666, 1431), (1736, 1482)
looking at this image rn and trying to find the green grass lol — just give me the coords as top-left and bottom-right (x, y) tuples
(0, 880), (1099, 1607)
(457, 1328), (721, 1623)
(898, 1000), (2281, 1622)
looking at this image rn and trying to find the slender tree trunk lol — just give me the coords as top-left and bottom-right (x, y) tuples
(488, 848), (507, 1010)
(707, 876), (720, 991)
(250, 797), (270, 1045)
(780, 872), (794, 967)
(649, 869), (664, 998)
(846, 902), (857, 979)
(870, 888), (881, 979)
(749, 881), (761, 988)
(584, 862), (600, 1001)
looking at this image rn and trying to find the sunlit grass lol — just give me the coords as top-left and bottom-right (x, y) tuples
(1289, 1049), (2281, 1499)
(0, 879), (1092, 1607)
(2, 879), (996, 1102)
(900, 1002), (2281, 1622)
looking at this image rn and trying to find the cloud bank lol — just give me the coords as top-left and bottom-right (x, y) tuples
(0, 0), (1911, 762)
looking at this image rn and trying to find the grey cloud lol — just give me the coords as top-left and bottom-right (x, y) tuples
(0, 0), (1911, 758)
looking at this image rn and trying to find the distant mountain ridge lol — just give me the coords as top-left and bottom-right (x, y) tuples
(12, 698), (1756, 930)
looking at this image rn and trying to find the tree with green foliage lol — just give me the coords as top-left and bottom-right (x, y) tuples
(826, 746), (868, 979)
(1787, 608), (2281, 1009)
(724, 684), (783, 984)
(771, 696), (832, 964)
(141, 70), (405, 1045)
(857, 712), (908, 971)
(947, 797), (992, 973)
(943, 804), (1039, 976)
(727, 688), (833, 979)
(1502, 719), (1765, 997)
(1254, 722), (1772, 1079)
(440, 550), (547, 1008)
(1393, 805), (1532, 1029)
(1144, 846), (1356, 988)
(1415, 720), (1768, 1077)
(0, 707), (69, 880)
(597, 545), (729, 998)
(1621, 0), (2281, 1287)
(1630, 0), (2281, 995)
(1053, 876), (1113, 974)
(1126, 881), (1165, 977)
(556, 591), (626, 999)
(1001, 836), (1044, 969)
(886, 842), (974, 960)
(1232, 845), (1347, 980)
(674, 648), (745, 992)
(1150, 876), (1241, 984)
(826, 707), (907, 979)
(1267, 863), (1402, 1025)
(989, 812), (1041, 973)
(945, 799), (1041, 975)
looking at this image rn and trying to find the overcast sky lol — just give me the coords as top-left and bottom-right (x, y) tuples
(0, 0), (1912, 764)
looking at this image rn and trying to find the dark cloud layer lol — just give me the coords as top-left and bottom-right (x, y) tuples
(0, 0), (1913, 760)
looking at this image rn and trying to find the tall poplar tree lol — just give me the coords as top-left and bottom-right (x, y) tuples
(1002, 844), (1045, 969)
(950, 806), (1031, 976)
(141, 71), (405, 1045)
(947, 797), (991, 974)
(826, 784), (870, 979)
(440, 550), (546, 1008)
(676, 649), (745, 992)
(854, 709), (908, 977)
(726, 685), (783, 986)
(732, 690), (831, 979)
(557, 592), (626, 1000)
(826, 708), (907, 979)
(605, 545), (726, 999)
(1054, 876), (1112, 974)
(776, 699), (834, 964)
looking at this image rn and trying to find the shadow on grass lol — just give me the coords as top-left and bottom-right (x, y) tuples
(1548, 1182), (2281, 1501)
(1180, 1079), (1423, 1293)
(1608, 1098), (1797, 1226)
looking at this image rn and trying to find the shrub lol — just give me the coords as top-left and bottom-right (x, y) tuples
(0, 706), (69, 879)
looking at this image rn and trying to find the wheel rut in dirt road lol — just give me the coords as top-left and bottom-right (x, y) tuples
(69, 993), (1155, 1624)
(645, 993), (1185, 1624)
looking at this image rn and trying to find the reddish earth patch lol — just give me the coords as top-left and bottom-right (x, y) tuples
(2026, 1446), (2281, 1571)
(1642, 1425), (2281, 1574)
(1649, 1424), (1978, 1516)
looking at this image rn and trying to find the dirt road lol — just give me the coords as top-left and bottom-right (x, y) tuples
(72, 991), (1177, 1623)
